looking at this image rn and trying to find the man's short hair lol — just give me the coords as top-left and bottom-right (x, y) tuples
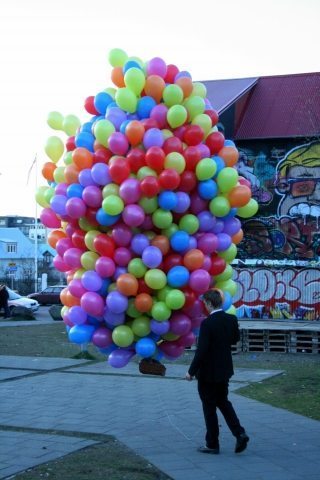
(202, 289), (223, 308)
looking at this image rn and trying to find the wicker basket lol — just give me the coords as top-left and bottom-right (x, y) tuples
(139, 359), (166, 376)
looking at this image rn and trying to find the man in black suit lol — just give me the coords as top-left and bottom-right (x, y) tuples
(186, 289), (249, 454)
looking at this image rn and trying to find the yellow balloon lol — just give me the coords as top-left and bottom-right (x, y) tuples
(35, 186), (50, 208)
(47, 111), (64, 130)
(45, 136), (64, 163)
(53, 166), (66, 183)
(62, 114), (81, 136)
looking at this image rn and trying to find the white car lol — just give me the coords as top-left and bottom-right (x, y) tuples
(7, 288), (40, 313)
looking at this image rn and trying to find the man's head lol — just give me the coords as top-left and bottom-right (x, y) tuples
(202, 289), (223, 312)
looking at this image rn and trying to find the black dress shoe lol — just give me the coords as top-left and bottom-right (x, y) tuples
(197, 445), (220, 454)
(235, 432), (249, 453)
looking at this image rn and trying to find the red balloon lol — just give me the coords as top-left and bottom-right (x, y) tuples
(86, 208), (100, 227)
(94, 148), (113, 164)
(140, 176), (160, 197)
(182, 288), (197, 309)
(158, 169), (181, 190)
(93, 234), (115, 257)
(66, 136), (76, 152)
(179, 171), (197, 192)
(184, 146), (201, 171)
(183, 125), (204, 146)
(84, 96), (99, 115)
(209, 256), (227, 276)
(173, 126), (187, 140)
(163, 136), (183, 154)
(145, 147), (165, 173)
(141, 118), (159, 131)
(206, 131), (225, 155)
(205, 109), (219, 126)
(126, 148), (146, 173)
(164, 64), (179, 83)
(137, 278), (153, 295)
(109, 157), (130, 184)
(162, 253), (182, 272)
(72, 229), (86, 250)
(238, 176), (251, 188)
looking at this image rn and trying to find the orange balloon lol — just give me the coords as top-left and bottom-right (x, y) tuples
(60, 288), (81, 307)
(64, 164), (80, 184)
(175, 77), (193, 98)
(228, 185), (252, 207)
(117, 273), (139, 296)
(151, 235), (170, 255)
(72, 147), (93, 170)
(125, 120), (145, 146)
(134, 293), (153, 312)
(42, 162), (57, 182)
(144, 75), (166, 103)
(232, 229), (244, 244)
(111, 66), (125, 88)
(218, 146), (239, 167)
(183, 249), (205, 271)
(47, 229), (67, 249)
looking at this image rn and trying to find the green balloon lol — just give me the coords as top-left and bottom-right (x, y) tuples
(152, 301), (171, 321)
(94, 120), (115, 148)
(128, 258), (147, 278)
(162, 332), (179, 341)
(62, 114), (81, 136)
(115, 88), (137, 113)
(73, 268), (86, 279)
(214, 264), (234, 282)
(218, 244), (238, 263)
(63, 151), (73, 165)
(47, 111), (64, 130)
(167, 105), (188, 129)
(84, 230), (100, 251)
(237, 199), (259, 218)
(102, 183), (119, 198)
(209, 196), (230, 217)
(139, 197), (158, 214)
(165, 289), (185, 310)
(112, 325), (134, 347)
(127, 299), (141, 319)
(191, 82), (207, 98)
(157, 286), (172, 302)
(192, 114), (212, 136)
(162, 223), (179, 238)
(215, 279), (238, 296)
(217, 167), (239, 193)
(145, 269), (167, 290)
(104, 87), (116, 99)
(81, 251), (99, 270)
(226, 305), (237, 315)
(44, 186), (55, 205)
(108, 48), (128, 67)
(132, 316), (151, 336)
(196, 158), (217, 180)
(164, 152), (185, 173)
(137, 166), (157, 179)
(79, 217), (96, 232)
(152, 209), (173, 229)
(35, 186), (50, 208)
(45, 136), (64, 163)
(163, 84), (184, 106)
(102, 194), (124, 215)
(184, 95), (205, 120)
(179, 214), (199, 234)
(53, 166), (66, 183)
(124, 67), (146, 95)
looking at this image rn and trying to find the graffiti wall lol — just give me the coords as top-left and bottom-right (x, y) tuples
(233, 267), (320, 321)
(232, 139), (320, 320)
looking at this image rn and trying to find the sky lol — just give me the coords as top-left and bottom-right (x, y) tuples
(0, 0), (319, 218)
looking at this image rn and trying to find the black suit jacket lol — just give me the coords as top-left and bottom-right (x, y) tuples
(188, 311), (240, 383)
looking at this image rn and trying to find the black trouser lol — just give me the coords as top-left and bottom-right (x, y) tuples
(197, 380), (245, 448)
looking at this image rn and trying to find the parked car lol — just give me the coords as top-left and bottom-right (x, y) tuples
(7, 288), (39, 313)
(27, 285), (65, 305)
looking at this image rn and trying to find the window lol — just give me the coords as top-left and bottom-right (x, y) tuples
(7, 243), (17, 253)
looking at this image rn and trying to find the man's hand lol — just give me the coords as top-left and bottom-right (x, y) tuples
(185, 373), (194, 381)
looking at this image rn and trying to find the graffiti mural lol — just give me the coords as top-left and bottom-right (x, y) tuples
(236, 140), (320, 265)
(233, 268), (320, 321)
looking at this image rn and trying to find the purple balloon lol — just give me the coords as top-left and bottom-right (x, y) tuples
(210, 219), (225, 234)
(81, 292), (105, 317)
(104, 307), (125, 326)
(81, 270), (103, 292)
(106, 107), (127, 130)
(216, 233), (232, 252)
(113, 266), (127, 280)
(142, 246), (162, 268)
(108, 132), (129, 155)
(173, 192), (190, 213)
(140, 215), (153, 230)
(147, 57), (167, 78)
(55, 183), (68, 195)
(190, 193), (207, 215)
(143, 128), (164, 149)
(150, 104), (168, 128)
(223, 217), (241, 236)
(95, 256), (116, 278)
(119, 178), (141, 204)
(108, 348), (135, 368)
(82, 185), (102, 208)
(122, 204), (145, 227)
(106, 291), (128, 313)
(63, 247), (84, 269)
(170, 313), (192, 336)
(66, 197), (86, 219)
(56, 238), (73, 257)
(112, 223), (133, 246)
(197, 144), (211, 159)
(79, 168), (97, 187)
(68, 278), (87, 298)
(189, 269), (211, 293)
(68, 305), (87, 325)
(114, 247), (132, 266)
(53, 254), (70, 272)
(131, 234), (150, 255)
(151, 319), (170, 335)
(50, 195), (67, 216)
(91, 163), (112, 186)
(92, 327), (113, 348)
(197, 233), (219, 254)
(198, 211), (216, 232)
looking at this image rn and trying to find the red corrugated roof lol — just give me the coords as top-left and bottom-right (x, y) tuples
(234, 73), (320, 139)
(203, 77), (258, 113)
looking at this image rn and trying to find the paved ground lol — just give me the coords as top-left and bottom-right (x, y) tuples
(0, 311), (320, 479)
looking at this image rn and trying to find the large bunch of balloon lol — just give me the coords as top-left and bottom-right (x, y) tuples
(37, 48), (258, 368)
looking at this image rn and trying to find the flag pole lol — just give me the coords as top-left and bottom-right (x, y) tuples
(34, 155), (38, 292)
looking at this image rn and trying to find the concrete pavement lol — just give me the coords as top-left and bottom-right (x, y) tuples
(1, 352), (320, 480)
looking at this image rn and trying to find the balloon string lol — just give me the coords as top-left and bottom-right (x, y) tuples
(156, 390), (194, 442)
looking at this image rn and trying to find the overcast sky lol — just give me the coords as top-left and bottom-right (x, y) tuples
(0, 0), (319, 218)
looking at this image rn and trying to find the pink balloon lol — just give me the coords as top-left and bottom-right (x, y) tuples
(170, 313), (192, 335)
(147, 57), (167, 78)
(122, 204), (145, 227)
(119, 178), (141, 204)
(66, 198), (87, 219)
(81, 292), (105, 317)
(159, 341), (184, 359)
(189, 269), (211, 293)
(53, 254), (70, 272)
(82, 185), (103, 208)
(114, 247), (132, 266)
(150, 104), (168, 129)
(108, 132), (129, 155)
(56, 238), (73, 257)
(63, 248), (84, 269)
(68, 278), (87, 298)
(40, 208), (61, 228)
(95, 256), (116, 278)
(197, 233), (219, 254)
(112, 223), (133, 246)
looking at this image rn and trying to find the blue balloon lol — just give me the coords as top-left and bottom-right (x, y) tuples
(120, 120), (131, 134)
(212, 156), (225, 177)
(158, 191), (178, 210)
(96, 209), (120, 226)
(50, 195), (67, 216)
(222, 291), (233, 311)
(75, 132), (95, 151)
(137, 96), (157, 119)
(67, 183), (84, 199)
(135, 338), (156, 358)
(94, 92), (113, 115)
(81, 121), (94, 133)
(222, 208), (238, 219)
(170, 231), (190, 252)
(198, 180), (218, 200)
(98, 278), (111, 296)
(123, 61), (143, 74)
(68, 325), (95, 344)
(224, 139), (236, 147)
(106, 101), (118, 112)
(167, 266), (190, 288)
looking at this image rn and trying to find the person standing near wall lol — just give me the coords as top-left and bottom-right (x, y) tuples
(0, 284), (10, 318)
